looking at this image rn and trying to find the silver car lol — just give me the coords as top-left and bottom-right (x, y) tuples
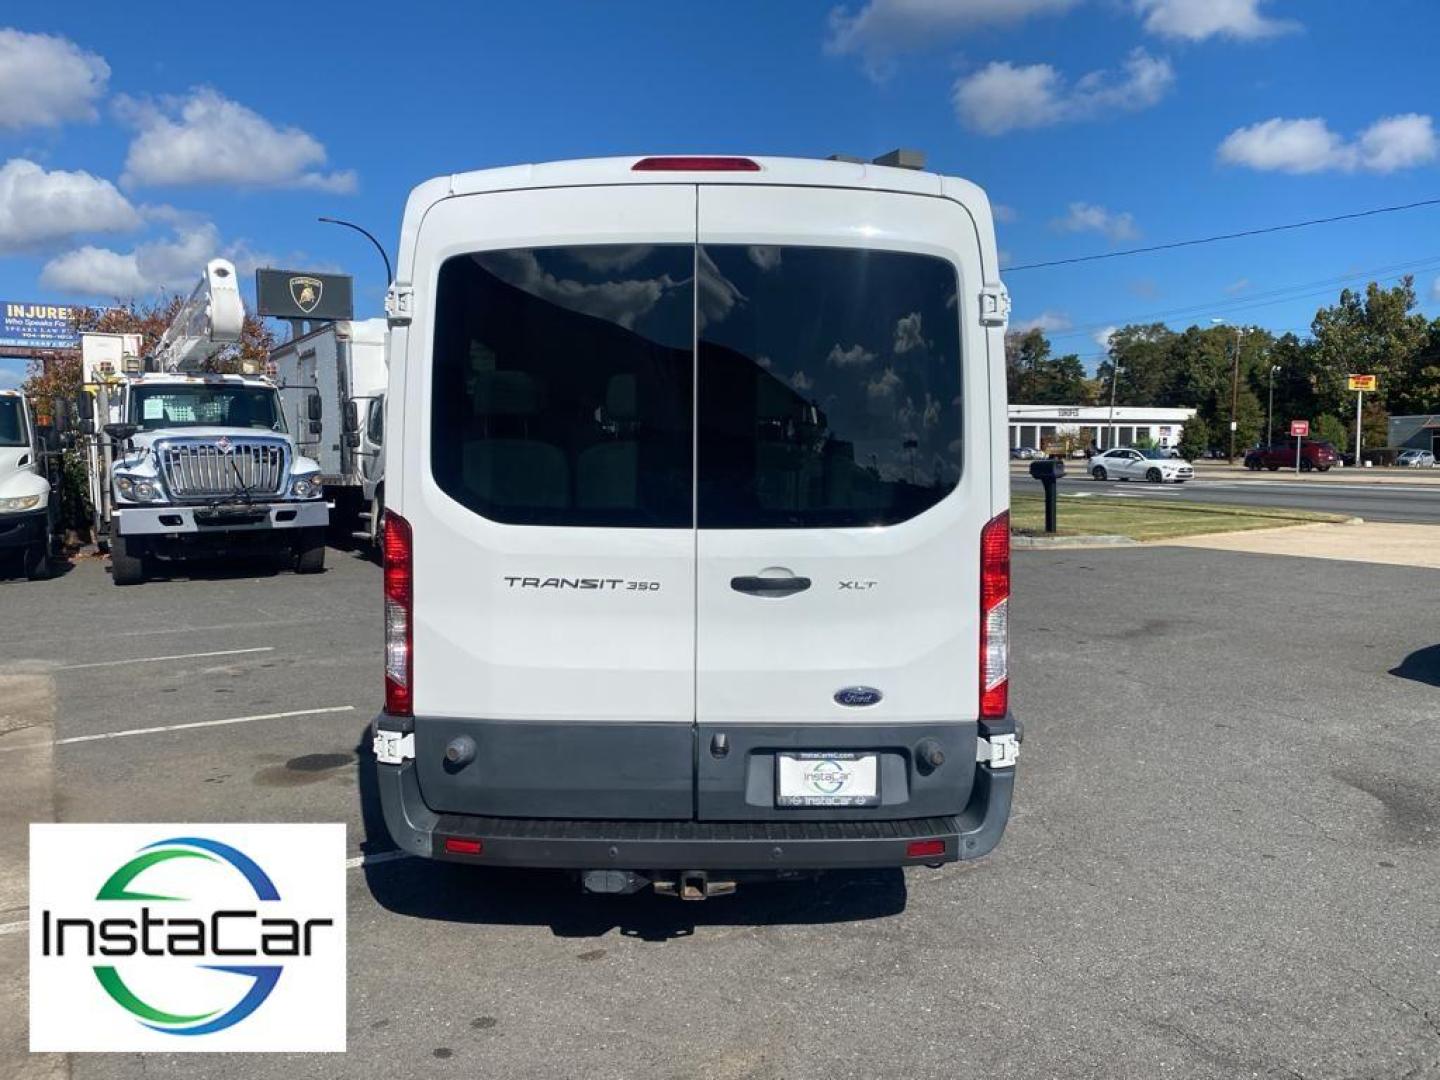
(1396, 449), (1435, 468)
(1090, 447), (1193, 484)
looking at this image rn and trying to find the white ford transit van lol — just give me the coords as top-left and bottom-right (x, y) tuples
(373, 154), (1017, 897)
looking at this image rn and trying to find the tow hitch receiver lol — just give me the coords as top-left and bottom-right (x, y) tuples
(653, 871), (737, 901)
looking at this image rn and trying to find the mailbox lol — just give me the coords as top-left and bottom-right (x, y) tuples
(1028, 458), (1065, 534)
(1029, 459), (1066, 481)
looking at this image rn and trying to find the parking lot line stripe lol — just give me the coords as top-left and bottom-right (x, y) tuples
(58, 647), (276, 671)
(345, 850), (411, 870)
(0, 705), (357, 754)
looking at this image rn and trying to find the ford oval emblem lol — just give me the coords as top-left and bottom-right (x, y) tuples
(834, 686), (883, 707)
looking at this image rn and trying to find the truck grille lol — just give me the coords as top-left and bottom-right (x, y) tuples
(155, 438), (288, 500)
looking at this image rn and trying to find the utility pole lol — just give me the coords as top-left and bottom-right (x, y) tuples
(1213, 319), (1244, 463)
(1267, 364), (1281, 445)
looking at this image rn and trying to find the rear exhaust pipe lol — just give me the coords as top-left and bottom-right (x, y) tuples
(653, 871), (737, 901)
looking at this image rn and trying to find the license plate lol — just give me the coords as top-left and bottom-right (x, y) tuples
(776, 752), (879, 808)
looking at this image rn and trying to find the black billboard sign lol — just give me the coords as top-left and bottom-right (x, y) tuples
(255, 269), (354, 321)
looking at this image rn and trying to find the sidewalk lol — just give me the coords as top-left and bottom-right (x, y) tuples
(1188, 460), (1440, 485)
(1161, 521), (1440, 570)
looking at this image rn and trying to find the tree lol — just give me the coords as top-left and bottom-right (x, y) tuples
(1310, 278), (1428, 415)
(1178, 414), (1210, 460)
(1005, 329), (1088, 403)
(1312, 414), (1347, 450)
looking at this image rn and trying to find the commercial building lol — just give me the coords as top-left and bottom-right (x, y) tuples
(1389, 415), (1440, 455)
(1009, 405), (1198, 452)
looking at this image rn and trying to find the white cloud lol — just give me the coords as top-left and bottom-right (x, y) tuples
(747, 245), (783, 271)
(1012, 311), (1071, 333)
(866, 367), (903, 399)
(1218, 114), (1437, 174)
(825, 0), (1076, 75)
(953, 49), (1174, 135)
(40, 222), (222, 298)
(789, 370), (814, 392)
(1053, 202), (1140, 243)
(0, 29), (109, 130)
(0, 159), (141, 253)
(1431, 277), (1440, 303)
(1093, 326), (1118, 351)
(1134, 0), (1297, 40)
(827, 342), (877, 367)
(1225, 277), (1251, 294)
(893, 311), (927, 354)
(992, 203), (1018, 223)
(118, 87), (356, 192)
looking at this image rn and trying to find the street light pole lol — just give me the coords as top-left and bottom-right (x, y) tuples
(317, 217), (393, 284)
(1106, 361), (1124, 449)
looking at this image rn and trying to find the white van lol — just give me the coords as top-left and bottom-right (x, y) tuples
(373, 154), (1017, 897)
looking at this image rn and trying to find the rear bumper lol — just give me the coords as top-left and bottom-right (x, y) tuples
(114, 501), (328, 536)
(0, 508), (48, 550)
(372, 715), (1016, 871)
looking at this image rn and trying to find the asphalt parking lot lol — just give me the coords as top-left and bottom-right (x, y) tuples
(4, 542), (1440, 1079)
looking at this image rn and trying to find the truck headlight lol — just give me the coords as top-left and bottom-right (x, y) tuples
(115, 475), (161, 502)
(291, 475), (324, 499)
(0, 494), (42, 513)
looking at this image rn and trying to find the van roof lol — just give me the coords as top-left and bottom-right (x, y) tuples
(398, 154), (996, 284)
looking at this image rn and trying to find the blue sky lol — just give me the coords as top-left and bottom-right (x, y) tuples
(3, 0), (1439, 388)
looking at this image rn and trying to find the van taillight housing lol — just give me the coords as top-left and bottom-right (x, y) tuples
(980, 511), (1010, 720)
(631, 156), (761, 172)
(383, 510), (413, 717)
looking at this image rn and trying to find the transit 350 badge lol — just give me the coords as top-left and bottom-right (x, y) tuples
(29, 823), (345, 1052)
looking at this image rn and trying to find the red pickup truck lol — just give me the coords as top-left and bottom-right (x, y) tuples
(1243, 440), (1340, 472)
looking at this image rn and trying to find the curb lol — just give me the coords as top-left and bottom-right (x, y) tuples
(1012, 534), (1138, 549)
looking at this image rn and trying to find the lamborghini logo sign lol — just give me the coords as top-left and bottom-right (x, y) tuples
(289, 277), (323, 315)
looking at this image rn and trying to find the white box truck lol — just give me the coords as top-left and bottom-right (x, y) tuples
(372, 154), (1017, 897)
(269, 319), (388, 535)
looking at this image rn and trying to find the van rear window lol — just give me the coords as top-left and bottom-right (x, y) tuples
(697, 245), (961, 528)
(430, 246), (695, 527)
(430, 243), (962, 529)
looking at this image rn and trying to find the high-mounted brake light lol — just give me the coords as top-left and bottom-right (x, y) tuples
(631, 156), (761, 172)
(980, 510), (1010, 720)
(383, 510), (413, 717)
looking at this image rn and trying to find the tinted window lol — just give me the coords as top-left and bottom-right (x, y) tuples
(367, 397), (384, 444)
(431, 246), (693, 527)
(0, 398), (24, 446)
(697, 245), (961, 528)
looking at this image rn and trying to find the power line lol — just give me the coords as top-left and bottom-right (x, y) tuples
(1045, 254), (1440, 342)
(1006, 196), (1440, 273)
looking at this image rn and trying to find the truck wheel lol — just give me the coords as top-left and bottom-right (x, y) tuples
(294, 530), (327, 574)
(110, 536), (146, 586)
(22, 542), (50, 580)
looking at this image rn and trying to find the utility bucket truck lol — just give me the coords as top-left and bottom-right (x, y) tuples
(76, 259), (329, 586)
(0, 388), (61, 579)
(269, 318), (388, 543)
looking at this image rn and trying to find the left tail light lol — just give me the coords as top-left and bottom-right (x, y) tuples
(383, 510), (412, 717)
(980, 510), (1010, 719)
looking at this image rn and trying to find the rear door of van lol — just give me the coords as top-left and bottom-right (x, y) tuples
(692, 184), (989, 821)
(407, 185), (698, 818)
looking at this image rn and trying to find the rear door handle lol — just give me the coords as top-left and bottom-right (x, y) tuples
(730, 575), (811, 597)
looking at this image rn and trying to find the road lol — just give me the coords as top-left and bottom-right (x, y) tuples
(1012, 469), (1440, 523)
(3, 544), (1440, 1078)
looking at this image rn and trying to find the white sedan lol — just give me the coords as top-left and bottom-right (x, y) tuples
(1090, 448), (1194, 484)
